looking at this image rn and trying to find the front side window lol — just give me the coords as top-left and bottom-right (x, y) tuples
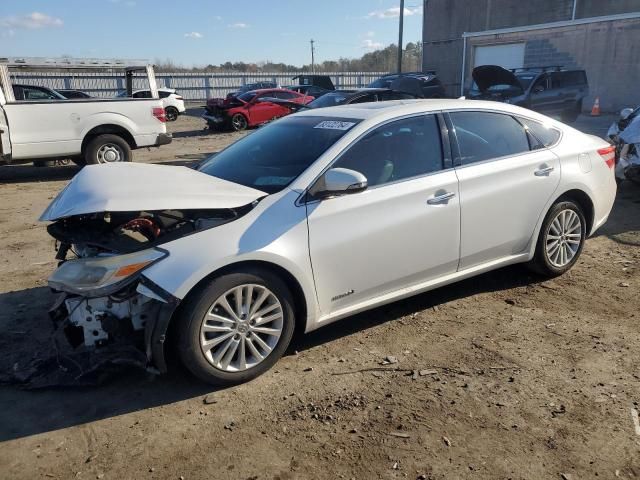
(450, 111), (531, 165)
(332, 114), (443, 187)
(198, 116), (361, 194)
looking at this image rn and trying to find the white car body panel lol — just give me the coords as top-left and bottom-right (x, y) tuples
(40, 162), (266, 221)
(306, 170), (460, 314)
(42, 99), (617, 336)
(456, 147), (561, 269)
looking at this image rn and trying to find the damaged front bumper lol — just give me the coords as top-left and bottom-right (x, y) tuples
(49, 274), (179, 374)
(202, 113), (226, 125)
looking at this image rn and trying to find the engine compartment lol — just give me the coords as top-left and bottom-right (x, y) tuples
(48, 204), (254, 260)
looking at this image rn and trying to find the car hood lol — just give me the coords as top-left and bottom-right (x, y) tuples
(40, 163), (266, 221)
(472, 65), (523, 93)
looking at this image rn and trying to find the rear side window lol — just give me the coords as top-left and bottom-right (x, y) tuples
(551, 71), (587, 89)
(517, 117), (561, 147)
(159, 91), (171, 98)
(450, 111), (530, 165)
(333, 114), (443, 187)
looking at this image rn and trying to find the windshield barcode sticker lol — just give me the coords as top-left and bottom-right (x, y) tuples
(314, 121), (356, 130)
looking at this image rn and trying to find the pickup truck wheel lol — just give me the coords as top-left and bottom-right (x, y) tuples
(176, 269), (296, 386)
(231, 113), (248, 131)
(165, 106), (179, 122)
(85, 134), (131, 165)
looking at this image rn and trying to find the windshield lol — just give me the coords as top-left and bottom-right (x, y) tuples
(308, 92), (351, 108)
(516, 74), (536, 89)
(198, 116), (361, 194)
(368, 78), (393, 88)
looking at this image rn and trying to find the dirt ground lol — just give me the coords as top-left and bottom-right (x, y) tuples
(0, 110), (639, 480)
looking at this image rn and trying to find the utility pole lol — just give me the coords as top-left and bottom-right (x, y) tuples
(310, 39), (315, 73)
(397, 0), (404, 73)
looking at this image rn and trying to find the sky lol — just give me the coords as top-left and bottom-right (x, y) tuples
(0, 1), (423, 67)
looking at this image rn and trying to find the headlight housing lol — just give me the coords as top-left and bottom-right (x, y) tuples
(49, 248), (167, 297)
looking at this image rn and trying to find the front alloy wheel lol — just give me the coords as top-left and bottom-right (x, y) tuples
(177, 270), (296, 385)
(200, 284), (284, 372)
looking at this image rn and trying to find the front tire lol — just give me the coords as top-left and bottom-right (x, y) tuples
(165, 106), (179, 122)
(528, 200), (586, 277)
(230, 113), (248, 131)
(84, 134), (131, 165)
(176, 269), (296, 386)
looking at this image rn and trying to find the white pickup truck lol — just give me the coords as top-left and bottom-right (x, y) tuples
(0, 57), (172, 166)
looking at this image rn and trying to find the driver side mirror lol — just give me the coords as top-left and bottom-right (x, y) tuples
(311, 168), (368, 200)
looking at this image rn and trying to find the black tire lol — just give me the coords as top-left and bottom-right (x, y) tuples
(165, 106), (179, 122)
(230, 113), (248, 131)
(561, 100), (582, 123)
(528, 200), (586, 277)
(71, 155), (86, 167)
(33, 159), (55, 167)
(176, 269), (296, 386)
(84, 134), (131, 165)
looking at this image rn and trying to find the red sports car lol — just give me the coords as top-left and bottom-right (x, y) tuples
(203, 88), (314, 131)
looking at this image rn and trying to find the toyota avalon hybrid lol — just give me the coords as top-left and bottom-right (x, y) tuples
(40, 99), (617, 385)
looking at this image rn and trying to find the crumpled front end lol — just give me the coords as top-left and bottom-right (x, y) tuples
(43, 205), (258, 372)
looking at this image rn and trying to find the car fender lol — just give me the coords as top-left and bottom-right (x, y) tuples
(79, 112), (139, 140)
(525, 181), (598, 259)
(140, 190), (320, 329)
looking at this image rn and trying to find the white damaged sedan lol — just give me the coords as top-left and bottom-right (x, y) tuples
(41, 99), (617, 385)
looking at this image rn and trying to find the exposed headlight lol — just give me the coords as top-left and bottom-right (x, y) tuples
(49, 248), (167, 296)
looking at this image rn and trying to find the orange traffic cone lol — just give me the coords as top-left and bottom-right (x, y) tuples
(590, 97), (601, 116)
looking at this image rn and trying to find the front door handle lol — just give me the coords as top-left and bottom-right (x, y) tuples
(534, 166), (555, 176)
(427, 191), (456, 205)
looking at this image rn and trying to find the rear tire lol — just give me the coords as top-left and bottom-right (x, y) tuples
(176, 269), (296, 386)
(84, 134), (131, 165)
(33, 160), (55, 167)
(528, 200), (586, 277)
(165, 106), (179, 122)
(561, 100), (582, 123)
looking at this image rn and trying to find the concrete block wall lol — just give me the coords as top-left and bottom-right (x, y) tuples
(461, 18), (640, 112)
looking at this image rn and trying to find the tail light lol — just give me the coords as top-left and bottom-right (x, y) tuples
(175, 95), (183, 100)
(597, 145), (615, 169)
(152, 107), (166, 122)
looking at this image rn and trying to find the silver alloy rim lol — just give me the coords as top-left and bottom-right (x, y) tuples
(96, 143), (123, 163)
(199, 284), (283, 372)
(545, 209), (582, 268)
(232, 115), (247, 130)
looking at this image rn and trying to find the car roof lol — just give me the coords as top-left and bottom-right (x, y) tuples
(293, 98), (560, 123)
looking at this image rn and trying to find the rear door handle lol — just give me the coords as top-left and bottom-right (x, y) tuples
(534, 166), (555, 176)
(427, 191), (456, 205)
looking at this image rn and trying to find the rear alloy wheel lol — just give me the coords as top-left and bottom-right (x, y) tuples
(231, 113), (248, 131)
(165, 106), (179, 122)
(176, 270), (296, 385)
(529, 200), (586, 277)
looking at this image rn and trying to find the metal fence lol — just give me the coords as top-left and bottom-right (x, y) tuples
(10, 71), (387, 101)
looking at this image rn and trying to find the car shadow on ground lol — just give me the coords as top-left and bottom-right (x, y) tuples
(0, 264), (541, 442)
(0, 164), (80, 184)
(596, 182), (640, 246)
